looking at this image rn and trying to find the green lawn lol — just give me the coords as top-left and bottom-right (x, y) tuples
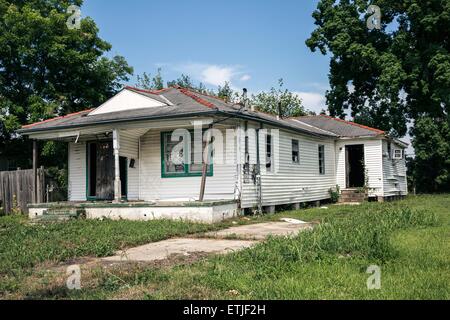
(0, 216), (220, 296)
(1, 195), (449, 300)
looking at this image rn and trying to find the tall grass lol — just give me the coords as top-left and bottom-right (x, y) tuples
(152, 206), (441, 300)
(237, 207), (438, 267)
(0, 216), (215, 276)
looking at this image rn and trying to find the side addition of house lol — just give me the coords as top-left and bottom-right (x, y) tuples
(18, 86), (408, 223)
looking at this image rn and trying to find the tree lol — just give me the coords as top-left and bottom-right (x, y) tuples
(136, 68), (164, 90)
(306, 0), (412, 137)
(0, 0), (133, 168)
(306, 0), (450, 192)
(411, 117), (450, 193)
(166, 74), (194, 89)
(217, 82), (234, 102)
(250, 79), (307, 117)
(165, 73), (215, 95)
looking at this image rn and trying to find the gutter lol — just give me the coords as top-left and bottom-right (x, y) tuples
(17, 110), (219, 135)
(17, 109), (337, 139)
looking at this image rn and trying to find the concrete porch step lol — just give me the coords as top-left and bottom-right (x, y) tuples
(33, 208), (86, 223)
(339, 189), (367, 203)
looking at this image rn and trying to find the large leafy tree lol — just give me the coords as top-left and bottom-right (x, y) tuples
(411, 117), (450, 193)
(0, 0), (133, 168)
(307, 0), (450, 191)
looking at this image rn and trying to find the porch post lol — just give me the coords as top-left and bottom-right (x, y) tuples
(32, 140), (38, 204)
(199, 125), (213, 202)
(113, 129), (121, 203)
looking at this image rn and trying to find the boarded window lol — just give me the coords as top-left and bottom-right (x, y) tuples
(292, 139), (299, 164)
(319, 145), (325, 175)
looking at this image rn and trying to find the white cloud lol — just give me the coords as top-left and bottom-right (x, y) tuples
(201, 65), (234, 86)
(172, 63), (249, 88)
(294, 92), (327, 114)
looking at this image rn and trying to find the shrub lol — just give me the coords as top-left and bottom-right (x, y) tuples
(328, 185), (340, 203)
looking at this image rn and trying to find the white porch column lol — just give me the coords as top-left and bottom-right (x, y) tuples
(113, 129), (121, 203)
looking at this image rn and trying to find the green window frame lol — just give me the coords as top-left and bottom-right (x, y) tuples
(161, 131), (214, 178)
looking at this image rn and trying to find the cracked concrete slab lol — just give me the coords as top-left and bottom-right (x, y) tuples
(102, 221), (315, 263)
(203, 221), (314, 240)
(102, 238), (257, 262)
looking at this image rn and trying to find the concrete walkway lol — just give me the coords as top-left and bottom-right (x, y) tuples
(102, 220), (314, 263)
(103, 238), (256, 262)
(204, 221), (314, 240)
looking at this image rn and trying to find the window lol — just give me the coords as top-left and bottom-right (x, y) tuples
(393, 149), (404, 160)
(161, 131), (213, 178)
(162, 133), (185, 175)
(387, 142), (392, 159)
(292, 139), (299, 164)
(243, 135), (250, 183)
(318, 145), (325, 175)
(266, 134), (273, 172)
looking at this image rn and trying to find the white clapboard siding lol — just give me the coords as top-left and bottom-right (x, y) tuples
(68, 142), (86, 201)
(139, 127), (237, 201)
(241, 122), (337, 208)
(382, 140), (408, 197)
(335, 139), (384, 197)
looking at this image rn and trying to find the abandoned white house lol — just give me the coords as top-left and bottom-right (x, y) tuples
(18, 86), (408, 223)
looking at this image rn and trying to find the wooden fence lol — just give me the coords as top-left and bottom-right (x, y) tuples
(0, 168), (45, 214)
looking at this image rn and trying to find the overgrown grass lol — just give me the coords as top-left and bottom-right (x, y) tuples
(68, 195), (448, 300)
(0, 216), (219, 295)
(1, 195), (449, 299)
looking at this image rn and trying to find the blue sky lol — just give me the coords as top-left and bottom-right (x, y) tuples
(83, 0), (330, 114)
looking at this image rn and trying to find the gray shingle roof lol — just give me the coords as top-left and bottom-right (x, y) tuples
(296, 115), (385, 137)
(18, 87), (384, 139)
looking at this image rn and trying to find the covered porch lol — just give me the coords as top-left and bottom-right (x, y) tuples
(26, 117), (241, 223)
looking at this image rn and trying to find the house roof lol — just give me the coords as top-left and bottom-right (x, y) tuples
(295, 115), (385, 137)
(18, 87), (386, 140)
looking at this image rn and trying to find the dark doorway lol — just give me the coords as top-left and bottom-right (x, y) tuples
(345, 145), (365, 188)
(119, 156), (128, 199)
(87, 141), (114, 200)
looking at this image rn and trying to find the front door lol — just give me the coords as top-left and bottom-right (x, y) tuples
(345, 144), (365, 188)
(87, 141), (114, 200)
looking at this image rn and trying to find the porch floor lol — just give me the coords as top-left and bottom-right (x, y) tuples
(28, 200), (239, 224)
(29, 199), (237, 209)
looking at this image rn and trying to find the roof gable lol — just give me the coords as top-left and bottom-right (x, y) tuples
(89, 88), (168, 116)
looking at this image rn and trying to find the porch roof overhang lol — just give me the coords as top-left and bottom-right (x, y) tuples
(17, 109), (338, 141)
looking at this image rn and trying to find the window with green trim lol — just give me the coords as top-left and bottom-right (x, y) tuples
(161, 131), (213, 178)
